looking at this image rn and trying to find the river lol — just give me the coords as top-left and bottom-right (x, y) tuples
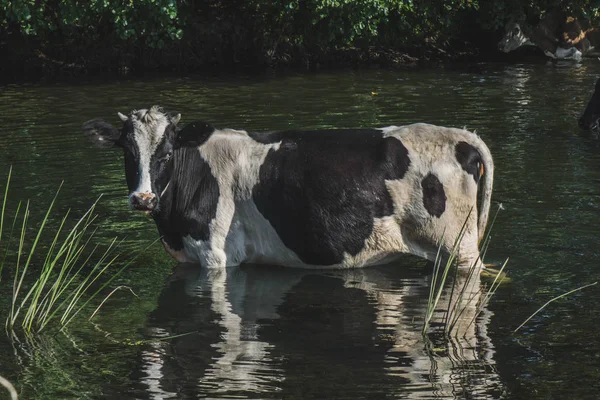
(0, 61), (599, 399)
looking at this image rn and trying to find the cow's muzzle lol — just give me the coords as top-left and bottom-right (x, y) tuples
(130, 192), (158, 214)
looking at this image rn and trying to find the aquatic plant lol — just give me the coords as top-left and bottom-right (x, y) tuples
(0, 167), (136, 334)
(423, 204), (508, 338)
(422, 216), (468, 337)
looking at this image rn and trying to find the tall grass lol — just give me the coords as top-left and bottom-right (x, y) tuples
(423, 208), (473, 336)
(423, 204), (508, 338)
(423, 222), (467, 336)
(0, 168), (138, 334)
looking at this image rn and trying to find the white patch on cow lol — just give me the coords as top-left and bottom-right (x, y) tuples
(132, 108), (170, 195)
(160, 238), (190, 263)
(378, 125), (401, 134)
(180, 129), (284, 268)
(556, 46), (583, 60)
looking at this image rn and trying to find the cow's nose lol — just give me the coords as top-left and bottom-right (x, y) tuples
(130, 192), (157, 212)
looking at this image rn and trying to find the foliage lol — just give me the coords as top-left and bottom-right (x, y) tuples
(473, 0), (599, 30)
(1, 0), (599, 78)
(0, 0), (182, 47)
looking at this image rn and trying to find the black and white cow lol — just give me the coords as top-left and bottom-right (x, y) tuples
(498, 10), (600, 60)
(579, 78), (600, 133)
(83, 106), (494, 270)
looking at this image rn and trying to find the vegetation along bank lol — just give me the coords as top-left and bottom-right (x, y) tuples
(1, 0), (599, 82)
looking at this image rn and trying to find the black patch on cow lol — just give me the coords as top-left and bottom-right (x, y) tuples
(154, 146), (220, 250)
(123, 148), (139, 192)
(175, 120), (215, 149)
(421, 173), (446, 218)
(252, 129), (411, 266)
(113, 119), (140, 192)
(455, 141), (482, 183)
(149, 134), (176, 202)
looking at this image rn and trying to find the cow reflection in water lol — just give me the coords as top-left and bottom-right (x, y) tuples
(132, 263), (501, 399)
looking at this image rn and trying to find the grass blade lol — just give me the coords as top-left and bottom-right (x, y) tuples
(8, 201), (30, 330)
(1, 200), (22, 279)
(423, 209), (471, 336)
(60, 238), (159, 330)
(89, 285), (138, 321)
(0, 166), (12, 244)
(513, 281), (598, 333)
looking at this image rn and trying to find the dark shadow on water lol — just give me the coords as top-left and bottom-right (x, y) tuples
(114, 262), (504, 399)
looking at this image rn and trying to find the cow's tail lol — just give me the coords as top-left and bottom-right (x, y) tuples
(476, 138), (494, 245)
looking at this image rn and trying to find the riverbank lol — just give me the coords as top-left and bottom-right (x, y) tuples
(1, 22), (508, 84)
(2, 39), (541, 85)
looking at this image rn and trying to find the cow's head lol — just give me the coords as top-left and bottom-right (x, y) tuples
(498, 21), (530, 52)
(579, 78), (600, 133)
(83, 106), (181, 214)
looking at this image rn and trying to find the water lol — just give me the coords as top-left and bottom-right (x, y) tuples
(1, 62), (600, 399)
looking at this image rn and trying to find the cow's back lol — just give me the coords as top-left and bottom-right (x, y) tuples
(250, 128), (412, 266)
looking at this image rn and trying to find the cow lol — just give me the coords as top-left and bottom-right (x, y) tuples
(498, 10), (600, 60)
(579, 78), (600, 133)
(83, 106), (494, 271)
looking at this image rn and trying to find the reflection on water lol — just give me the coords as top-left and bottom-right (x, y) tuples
(124, 262), (502, 399)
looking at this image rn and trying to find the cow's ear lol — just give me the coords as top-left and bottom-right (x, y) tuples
(83, 119), (121, 148)
(174, 120), (215, 149)
(169, 113), (181, 125)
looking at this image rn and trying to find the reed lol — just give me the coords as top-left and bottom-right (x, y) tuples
(1, 169), (137, 334)
(423, 204), (507, 338)
(423, 213), (469, 336)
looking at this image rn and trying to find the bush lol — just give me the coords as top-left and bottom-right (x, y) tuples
(1, 0), (599, 80)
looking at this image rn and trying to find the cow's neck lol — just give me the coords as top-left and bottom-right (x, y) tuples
(154, 147), (197, 220)
(152, 146), (217, 246)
